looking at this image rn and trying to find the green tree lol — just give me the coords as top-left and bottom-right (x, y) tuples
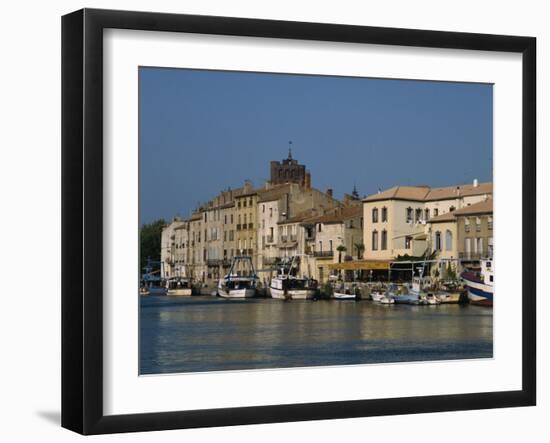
(354, 242), (365, 259)
(140, 219), (167, 272)
(336, 244), (347, 263)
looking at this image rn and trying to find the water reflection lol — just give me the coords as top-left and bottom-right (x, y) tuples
(140, 296), (493, 374)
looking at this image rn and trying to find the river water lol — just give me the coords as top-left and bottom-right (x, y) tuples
(140, 296), (493, 375)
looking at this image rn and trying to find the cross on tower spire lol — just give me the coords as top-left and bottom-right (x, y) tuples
(352, 183), (359, 199)
(288, 140), (293, 159)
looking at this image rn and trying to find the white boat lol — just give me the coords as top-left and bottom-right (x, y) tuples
(370, 290), (386, 302)
(408, 276), (432, 297)
(392, 293), (419, 304)
(461, 258), (494, 306)
(437, 290), (463, 304)
(166, 276), (193, 296)
(387, 284), (419, 304)
(378, 295), (395, 304)
(270, 255), (318, 300)
(333, 283), (359, 300)
(421, 293), (441, 305)
(217, 256), (258, 299)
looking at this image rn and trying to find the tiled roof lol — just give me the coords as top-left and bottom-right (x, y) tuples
(452, 198), (493, 216)
(363, 182), (492, 203)
(428, 198), (493, 223)
(303, 205), (362, 224)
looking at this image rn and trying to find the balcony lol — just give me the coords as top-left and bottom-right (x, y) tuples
(207, 259), (223, 267)
(263, 257), (280, 266)
(236, 224), (242, 230)
(459, 252), (483, 260)
(313, 250), (334, 258)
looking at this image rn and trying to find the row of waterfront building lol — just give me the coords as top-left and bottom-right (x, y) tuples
(160, 151), (493, 284)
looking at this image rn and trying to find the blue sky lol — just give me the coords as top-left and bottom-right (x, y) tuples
(139, 68), (492, 225)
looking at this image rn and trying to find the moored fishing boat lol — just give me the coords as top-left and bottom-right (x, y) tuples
(166, 276), (193, 296)
(461, 258), (494, 306)
(270, 255), (318, 300)
(217, 256), (258, 299)
(140, 259), (167, 296)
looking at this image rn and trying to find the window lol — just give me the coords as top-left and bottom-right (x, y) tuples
(381, 207), (387, 222)
(435, 231), (442, 250)
(488, 216), (493, 230)
(434, 208), (439, 217)
(372, 208), (378, 223)
(449, 206), (456, 212)
(262, 205), (265, 213)
(329, 240), (333, 251)
(269, 207), (273, 218)
(372, 230), (379, 250)
(360, 217), (364, 228)
(465, 217), (471, 232)
(318, 223), (322, 232)
(406, 207), (413, 223)
(424, 208), (430, 220)
(476, 217), (481, 232)
(319, 240), (323, 252)
(445, 230), (453, 251)
(415, 208), (422, 223)
(405, 236), (412, 249)
(224, 215), (227, 224)
(230, 214), (234, 224)
(381, 230), (387, 250)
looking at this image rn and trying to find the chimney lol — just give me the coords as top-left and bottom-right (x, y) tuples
(473, 178), (479, 188)
(327, 188), (333, 198)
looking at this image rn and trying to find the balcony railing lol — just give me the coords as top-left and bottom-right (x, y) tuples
(263, 257), (280, 266)
(459, 252), (483, 260)
(290, 234), (297, 241)
(313, 250), (334, 258)
(207, 259), (223, 266)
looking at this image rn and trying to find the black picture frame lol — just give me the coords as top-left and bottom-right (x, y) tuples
(62, 8), (536, 435)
